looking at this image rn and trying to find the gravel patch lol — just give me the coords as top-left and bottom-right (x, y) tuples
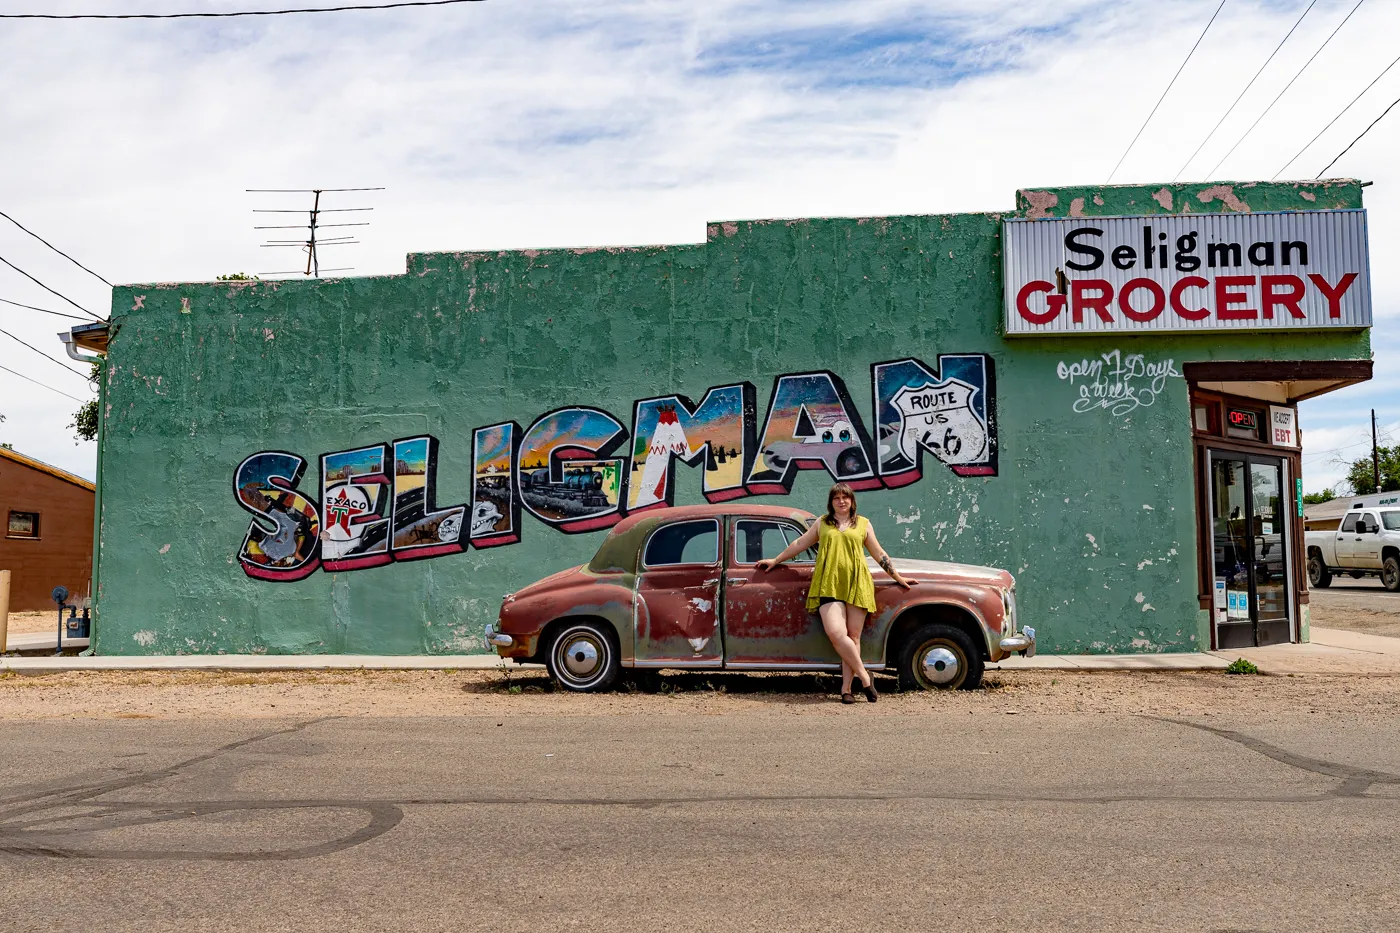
(0, 667), (1395, 721)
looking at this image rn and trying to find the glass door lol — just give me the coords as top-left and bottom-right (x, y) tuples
(1208, 453), (1292, 648)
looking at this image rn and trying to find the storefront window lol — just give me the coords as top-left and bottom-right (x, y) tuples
(1225, 407), (1263, 441)
(1193, 402), (1219, 434)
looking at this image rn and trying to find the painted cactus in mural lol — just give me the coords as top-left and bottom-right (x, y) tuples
(232, 356), (996, 581)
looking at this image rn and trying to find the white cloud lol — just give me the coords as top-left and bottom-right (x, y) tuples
(0, 0), (1396, 482)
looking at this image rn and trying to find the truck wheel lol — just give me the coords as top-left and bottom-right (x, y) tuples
(1384, 556), (1400, 593)
(546, 621), (620, 692)
(1307, 553), (1332, 589)
(897, 622), (983, 691)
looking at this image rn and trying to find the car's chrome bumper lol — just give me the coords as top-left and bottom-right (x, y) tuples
(999, 626), (1036, 658)
(483, 623), (514, 649)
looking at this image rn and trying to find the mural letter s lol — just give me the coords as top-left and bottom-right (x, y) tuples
(233, 451), (322, 582)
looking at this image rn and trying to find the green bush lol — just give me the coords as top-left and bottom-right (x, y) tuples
(1225, 657), (1260, 675)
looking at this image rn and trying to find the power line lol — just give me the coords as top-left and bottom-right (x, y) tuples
(0, 209), (111, 287)
(1213, 0), (1367, 178)
(0, 0), (484, 19)
(0, 296), (88, 321)
(1173, 0), (1316, 181)
(1273, 47), (1400, 179)
(0, 252), (103, 321)
(0, 325), (90, 378)
(0, 362), (86, 402)
(1317, 91), (1400, 176)
(1107, 0), (1227, 183)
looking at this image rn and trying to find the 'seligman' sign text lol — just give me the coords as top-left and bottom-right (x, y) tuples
(1003, 210), (1371, 336)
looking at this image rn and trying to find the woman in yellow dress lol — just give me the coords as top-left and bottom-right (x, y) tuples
(756, 482), (911, 703)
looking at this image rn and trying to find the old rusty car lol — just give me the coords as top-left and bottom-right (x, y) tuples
(484, 504), (1034, 692)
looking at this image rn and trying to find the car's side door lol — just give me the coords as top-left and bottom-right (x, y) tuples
(721, 518), (840, 667)
(1335, 512), (1363, 567)
(633, 519), (723, 667)
(1354, 511), (1383, 568)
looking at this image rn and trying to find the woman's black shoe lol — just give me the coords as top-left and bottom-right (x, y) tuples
(863, 681), (879, 703)
(841, 690), (856, 704)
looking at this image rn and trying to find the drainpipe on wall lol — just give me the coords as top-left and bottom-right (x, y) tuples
(60, 323), (109, 656)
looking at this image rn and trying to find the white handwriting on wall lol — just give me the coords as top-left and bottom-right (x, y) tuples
(1056, 351), (1181, 418)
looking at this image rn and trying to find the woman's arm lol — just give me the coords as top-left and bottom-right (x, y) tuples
(865, 522), (913, 589)
(755, 522), (819, 572)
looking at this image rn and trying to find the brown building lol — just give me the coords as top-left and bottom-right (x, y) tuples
(0, 447), (95, 611)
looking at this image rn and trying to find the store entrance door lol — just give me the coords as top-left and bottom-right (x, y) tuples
(1208, 452), (1293, 648)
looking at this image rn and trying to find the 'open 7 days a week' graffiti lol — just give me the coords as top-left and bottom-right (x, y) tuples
(233, 355), (996, 581)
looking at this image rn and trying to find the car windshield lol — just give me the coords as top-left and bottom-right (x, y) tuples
(1383, 512), (1400, 531)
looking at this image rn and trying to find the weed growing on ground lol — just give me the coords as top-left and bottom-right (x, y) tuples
(1225, 658), (1261, 675)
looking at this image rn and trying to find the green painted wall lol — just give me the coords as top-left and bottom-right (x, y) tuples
(93, 180), (1370, 655)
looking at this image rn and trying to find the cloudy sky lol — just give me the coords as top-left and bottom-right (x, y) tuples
(0, 0), (1395, 492)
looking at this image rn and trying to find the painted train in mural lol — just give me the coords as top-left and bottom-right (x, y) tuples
(233, 354), (997, 581)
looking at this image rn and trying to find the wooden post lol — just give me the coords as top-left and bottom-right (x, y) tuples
(0, 569), (10, 654)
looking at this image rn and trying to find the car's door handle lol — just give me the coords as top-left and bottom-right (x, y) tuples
(726, 577), (747, 586)
(702, 577), (720, 586)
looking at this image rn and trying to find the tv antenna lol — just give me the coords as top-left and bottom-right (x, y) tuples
(248, 187), (384, 277)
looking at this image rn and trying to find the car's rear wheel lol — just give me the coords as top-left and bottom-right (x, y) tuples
(546, 621), (619, 692)
(1307, 552), (1332, 588)
(897, 622), (983, 691)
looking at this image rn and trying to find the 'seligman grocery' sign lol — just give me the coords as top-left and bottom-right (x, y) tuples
(1003, 210), (1371, 335)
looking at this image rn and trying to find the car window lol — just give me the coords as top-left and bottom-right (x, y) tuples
(1340, 513), (1359, 533)
(733, 520), (788, 564)
(643, 520), (719, 567)
(1383, 512), (1400, 532)
(1360, 512), (1379, 533)
(732, 520), (813, 564)
(781, 524), (817, 563)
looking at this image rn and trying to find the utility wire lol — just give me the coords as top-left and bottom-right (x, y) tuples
(0, 325), (89, 378)
(0, 252), (102, 321)
(1203, 0), (1365, 179)
(1107, 0), (1227, 183)
(1316, 91), (1400, 176)
(0, 362), (86, 402)
(0, 296), (88, 321)
(0, 0), (484, 19)
(0, 210), (111, 287)
(1273, 48), (1400, 179)
(1173, 0), (1315, 181)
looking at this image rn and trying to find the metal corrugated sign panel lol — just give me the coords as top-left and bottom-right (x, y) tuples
(1003, 210), (1371, 336)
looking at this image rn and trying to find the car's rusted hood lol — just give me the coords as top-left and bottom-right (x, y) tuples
(873, 557), (1012, 587)
(511, 564), (590, 599)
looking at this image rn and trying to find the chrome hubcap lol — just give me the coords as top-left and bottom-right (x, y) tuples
(920, 645), (960, 685)
(561, 636), (601, 677)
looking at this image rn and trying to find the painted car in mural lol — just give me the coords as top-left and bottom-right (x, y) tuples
(484, 503), (1035, 692)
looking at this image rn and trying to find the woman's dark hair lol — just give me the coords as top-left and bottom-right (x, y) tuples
(824, 483), (858, 527)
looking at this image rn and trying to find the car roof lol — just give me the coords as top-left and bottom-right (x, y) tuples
(588, 502), (817, 573)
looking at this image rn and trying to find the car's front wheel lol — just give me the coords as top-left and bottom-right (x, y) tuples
(546, 621), (620, 692)
(896, 622), (983, 691)
(1383, 555), (1400, 593)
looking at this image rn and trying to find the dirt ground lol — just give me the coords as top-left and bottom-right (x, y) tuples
(3, 610), (56, 637)
(1309, 583), (1400, 638)
(0, 666), (1397, 721)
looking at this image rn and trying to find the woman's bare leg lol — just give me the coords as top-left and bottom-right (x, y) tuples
(844, 605), (869, 688)
(820, 601), (871, 690)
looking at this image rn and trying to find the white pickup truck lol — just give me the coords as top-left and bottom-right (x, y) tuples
(1306, 503), (1400, 591)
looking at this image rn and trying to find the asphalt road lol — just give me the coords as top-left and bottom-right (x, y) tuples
(1, 710), (1397, 932)
(1311, 574), (1400, 611)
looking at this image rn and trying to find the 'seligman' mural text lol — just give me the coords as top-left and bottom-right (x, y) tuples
(232, 355), (996, 581)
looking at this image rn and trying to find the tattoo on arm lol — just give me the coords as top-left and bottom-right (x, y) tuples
(879, 555), (894, 575)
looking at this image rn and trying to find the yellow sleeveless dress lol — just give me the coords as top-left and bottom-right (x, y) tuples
(805, 515), (877, 613)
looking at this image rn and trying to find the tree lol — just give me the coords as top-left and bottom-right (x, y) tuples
(1344, 445), (1400, 496)
(1302, 488), (1336, 505)
(69, 360), (102, 443)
